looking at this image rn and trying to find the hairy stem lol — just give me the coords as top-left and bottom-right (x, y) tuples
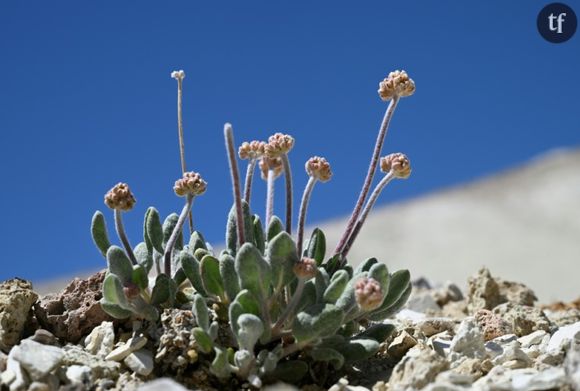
(243, 159), (257, 204)
(164, 194), (194, 276)
(341, 171), (395, 259)
(175, 77), (193, 234)
(224, 123), (246, 247)
(114, 209), (138, 265)
(281, 340), (309, 358)
(281, 153), (293, 234)
(296, 176), (317, 257)
(265, 169), (275, 226)
(334, 96), (400, 257)
(271, 278), (305, 338)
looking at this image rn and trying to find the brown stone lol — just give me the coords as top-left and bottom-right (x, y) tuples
(0, 278), (38, 351)
(474, 309), (513, 341)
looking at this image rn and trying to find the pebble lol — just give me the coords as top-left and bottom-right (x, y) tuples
(28, 382), (50, 391)
(449, 318), (486, 360)
(491, 340), (532, 369)
(0, 279), (38, 351)
(492, 303), (551, 337)
(138, 378), (192, 390)
(388, 344), (449, 389)
(517, 330), (547, 348)
(511, 367), (567, 391)
(546, 321), (580, 354)
(395, 309), (426, 323)
(11, 339), (64, 381)
(84, 321), (115, 357)
(417, 318), (456, 337)
(6, 351), (27, 391)
(387, 331), (417, 359)
(105, 335), (148, 361)
(475, 309), (513, 341)
(406, 292), (441, 313)
(124, 348), (154, 376)
(66, 364), (92, 384)
(565, 333), (580, 390)
(30, 329), (58, 346)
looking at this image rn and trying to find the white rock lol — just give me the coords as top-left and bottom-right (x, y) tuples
(6, 351), (27, 391)
(518, 330), (547, 348)
(138, 378), (190, 391)
(0, 369), (16, 386)
(565, 333), (580, 390)
(105, 335), (147, 361)
(396, 309), (426, 323)
(11, 339), (64, 381)
(84, 321), (115, 357)
(547, 321), (580, 354)
(406, 292), (440, 313)
(66, 365), (91, 384)
(511, 367), (566, 391)
(124, 349), (154, 376)
(28, 382), (50, 391)
(491, 341), (532, 369)
(435, 370), (473, 385)
(449, 318), (486, 360)
(428, 331), (453, 356)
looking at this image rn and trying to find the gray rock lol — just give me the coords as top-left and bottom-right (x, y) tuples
(138, 378), (190, 391)
(66, 364), (92, 384)
(417, 318), (456, 337)
(30, 329), (58, 346)
(389, 344), (449, 390)
(511, 367), (567, 391)
(497, 279), (537, 307)
(428, 331), (453, 356)
(395, 309), (426, 323)
(0, 278), (38, 351)
(407, 292), (441, 313)
(491, 340), (532, 369)
(388, 331), (418, 359)
(547, 321), (580, 354)
(449, 318), (486, 360)
(62, 345), (120, 380)
(6, 350), (28, 391)
(467, 268), (501, 314)
(432, 281), (464, 307)
(11, 339), (64, 381)
(565, 332), (580, 390)
(106, 335), (147, 361)
(84, 321), (115, 357)
(493, 303), (551, 337)
(517, 330), (547, 348)
(0, 349), (7, 371)
(435, 370), (474, 385)
(27, 382), (50, 391)
(124, 349), (154, 376)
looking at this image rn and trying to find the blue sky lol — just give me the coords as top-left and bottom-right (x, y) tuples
(0, 1), (578, 281)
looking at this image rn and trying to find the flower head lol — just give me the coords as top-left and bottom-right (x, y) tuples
(174, 171), (207, 197)
(171, 70), (186, 80)
(265, 133), (294, 158)
(238, 141), (267, 160)
(259, 157), (284, 180)
(305, 156), (332, 182)
(105, 183), (136, 211)
(378, 70), (415, 101)
(380, 153), (411, 179)
(293, 257), (318, 280)
(355, 277), (383, 311)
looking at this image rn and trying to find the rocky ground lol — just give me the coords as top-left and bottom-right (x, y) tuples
(1, 268), (579, 391)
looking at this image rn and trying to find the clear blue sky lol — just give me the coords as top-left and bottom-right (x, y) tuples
(0, 1), (578, 281)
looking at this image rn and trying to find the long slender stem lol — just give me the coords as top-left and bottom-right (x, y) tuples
(271, 279), (305, 338)
(114, 209), (138, 265)
(224, 123), (246, 247)
(281, 154), (293, 234)
(341, 172), (395, 259)
(265, 169), (275, 226)
(243, 159), (257, 204)
(296, 177), (317, 257)
(175, 77), (194, 235)
(334, 96), (400, 256)
(164, 194), (194, 276)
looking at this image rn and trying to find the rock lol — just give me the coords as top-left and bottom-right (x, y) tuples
(517, 330), (547, 348)
(138, 378), (190, 391)
(388, 343), (449, 390)
(34, 271), (113, 343)
(497, 279), (537, 307)
(395, 309), (426, 323)
(432, 282), (464, 307)
(547, 321), (580, 354)
(30, 329), (58, 346)
(0, 350), (6, 371)
(451, 357), (492, 381)
(428, 331), (452, 356)
(474, 309), (513, 341)
(406, 292), (440, 313)
(62, 345), (120, 380)
(466, 268), (501, 314)
(328, 378), (369, 391)
(493, 303), (551, 337)
(155, 309), (198, 374)
(28, 382), (50, 391)
(5, 351), (27, 391)
(387, 331), (418, 359)
(511, 367), (567, 391)
(106, 335), (147, 361)
(545, 308), (580, 327)
(11, 339), (64, 381)
(565, 331), (580, 390)
(66, 365), (92, 385)
(417, 318), (456, 337)
(84, 321), (115, 357)
(124, 349), (154, 376)
(449, 318), (486, 360)
(0, 278), (38, 351)
(0, 369), (16, 388)
(434, 370), (473, 385)
(490, 340), (533, 369)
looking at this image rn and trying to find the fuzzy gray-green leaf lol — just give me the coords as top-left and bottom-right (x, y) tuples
(336, 338), (380, 363)
(180, 252), (207, 296)
(269, 360), (309, 383)
(100, 300), (132, 319)
(102, 274), (128, 308)
(355, 323), (396, 342)
(310, 347), (344, 369)
(200, 255), (225, 298)
(226, 201), (254, 254)
(266, 231), (298, 292)
(131, 265), (148, 290)
(150, 274), (172, 306)
(235, 243), (271, 299)
(252, 215), (265, 254)
(189, 231), (207, 252)
(374, 269), (410, 313)
(323, 269), (349, 304)
(219, 253), (240, 301)
(192, 294), (210, 331)
(305, 228), (326, 265)
(145, 207), (164, 254)
(292, 303), (345, 343)
(237, 314), (264, 351)
(354, 258), (378, 275)
(192, 327), (213, 353)
(133, 242), (153, 273)
(91, 211), (111, 258)
(106, 246), (133, 285)
(266, 216), (284, 242)
(210, 347), (231, 378)
(368, 263), (390, 301)
(163, 213), (182, 250)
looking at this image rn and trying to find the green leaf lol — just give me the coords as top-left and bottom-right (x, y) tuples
(145, 207), (164, 254)
(296, 280), (317, 313)
(355, 323), (396, 343)
(354, 258), (378, 275)
(91, 211), (111, 258)
(100, 300), (132, 319)
(192, 327), (213, 354)
(252, 215), (265, 254)
(373, 269), (410, 314)
(336, 338), (380, 363)
(163, 213), (182, 250)
(310, 347), (344, 369)
(228, 301), (244, 337)
(180, 252), (207, 296)
(192, 294), (210, 332)
(235, 243), (271, 299)
(102, 274), (128, 308)
(210, 347), (231, 378)
(336, 272), (368, 312)
(266, 231), (298, 292)
(232, 289), (261, 317)
(268, 360), (309, 383)
(305, 228), (326, 265)
(237, 314), (264, 351)
(292, 303), (345, 343)
(133, 242), (153, 273)
(106, 246), (133, 285)
(266, 216), (284, 242)
(323, 270), (349, 304)
(131, 264), (148, 290)
(200, 255), (225, 298)
(219, 253), (240, 302)
(368, 263), (390, 301)
(225, 201), (254, 254)
(315, 268), (330, 303)
(189, 231), (207, 252)
(150, 274), (173, 306)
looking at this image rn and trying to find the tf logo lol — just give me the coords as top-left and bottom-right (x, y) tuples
(537, 3), (577, 43)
